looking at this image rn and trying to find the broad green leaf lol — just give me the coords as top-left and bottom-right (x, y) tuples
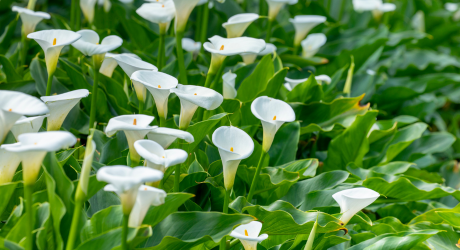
(183, 113), (227, 153)
(0, 55), (21, 82)
(287, 74), (323, 104)
(268, 122), (300, 166)
(237, 54), (274, 102)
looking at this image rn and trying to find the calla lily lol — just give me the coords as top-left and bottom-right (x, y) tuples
(251, 96), (295, 152)
(97, 0), (111, 12)
(172, 0), (201, 32)
(134, 140), (188, 174)
(266, 0), (298, 21)
(240, 53), (258, 65)
(129, 185), (166, 227)
(0, 90), (49, 144)
(71, 30), (123, 57)
(10, 115), (49, 141)
(352, 0), (396, 20)
(131, 71), (178, 121)
(212, 126), (254, 190)
(203, 35), (266, 73)
(111, 54), (158, 103)
(411, 10), (425, 33)
(284, 75), (331, 91)
(0, 147), (21, 184)
(445, 3), (460, 20)
(3, 131), (77, 185)
(136, 2), (176, 33)
(223, 13), (259, 38)
(27, 30), (82, 75)
(80, 0), (97, 24)
(301, 33), (327, 58)
(100, 53), (141, 78)
(258, 43), (277, 56)
(171, 84), (223, 130)
(230, 221), (268, 250)
(289, 15), (326, 47)
(41, 89), (90, 131)
(332, 188), (380, 225)
(182, 38), (202, 54)
(12, 6), (51, 35)
(105, 115), (156, 166)
(222, 71), (237, 99)
(147, 127), (194, 149)
(98, 166), (163, 214)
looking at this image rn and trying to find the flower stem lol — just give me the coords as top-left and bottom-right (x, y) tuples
(174, 164), (181, 192)
(138, 100), (144, 115)
(89, 56), (100, 130)
(20, 33), (28, 69)
(175, 31), (188, 85)
(24, 184), (34, 250)
(200, 5), (210, 54)
(210, 61), (226, 90)
(66, 198), (83, 250)
(293, 44), (299, 56)
(204, 72), (216, 89)
(247, 150), (266, 201)
(265, 19), (273, 42)
(158, 32), (166, 70)
(159, 116), (166, 127)
(121, 213), (129, 250)
(27, 0), (36, 10)
(45, 71), (54, 96)
(219, 189), (231, 250)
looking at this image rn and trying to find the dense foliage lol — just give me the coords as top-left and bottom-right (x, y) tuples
(1, 0), (460, 249)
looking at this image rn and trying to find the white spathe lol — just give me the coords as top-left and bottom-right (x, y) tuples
(134, 140), (188, 173)
(182, 38), (202, 53)
(100, 53), (141, 78)
(111, 54), (158, 102)
(290, 15), (326, 46)
(10, 115), (49, 141)
(0, 90), (49, 144)
(172, 0), (201, 32)
(301, 33), (327, 58)
(27, 30), (82, 75)
(284, 75), (331, 91)
(147, 127), (194, 149)
(105, 115), (156, 164)
(258, 43), (277, 56)
(3, 131), (77, 185)
(41, 89), (90, 131)
(230, 221), (268, 250)
(446, 2), (459, 12)
(171, 84), (223, 130)
(12, 6), (51, 35)
(0, 147), (21, 184)
(332, 187), (380, 225)
(97, 0), (112, 12)
(136, 2), (176, 33)
(129, 185), (166, 227)
(72, 30), (123, 57)
(98, 166), (163, 214)
(251, 96), (295, 152)
(266, 0), (299, 21)
(222, 71), (237, 99)
(352, 0), (396, 20)
(131, 71), (178, 120)
(80, 0), (97, 24)
(212, 126), (254, 190)
(223, 13), (259, 38)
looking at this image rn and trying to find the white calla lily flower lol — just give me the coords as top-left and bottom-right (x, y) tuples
(27, 30), (82, 75)
(97, 0), (112, 12)
(289, 15), (326, 46)
(10, 115), (49, 140)
(172, 0), (201, 32)
(182, 38), (202, 54)
(131, 71), (178, 120)
(41, 89), (90, 131)
(267, 0), (298, 21)
(134, 140), (188, 174)
(12, 6), (51, 35)
(301, 33), (327, 58)
(251, 96), (295, 152)
(212, 126), (254, 190)
(71, 30), (122, 57)
(223, 13), (259, 38)
(222, 71), (237, 99)
(315, 75), (332, 84)
(136, 2), (176, 33)
(0, 90), (49, 144)
(100, 53), (141, 78)
(332, 187), (380, 225)
(241, 53), (258, 65)
(105, 115), (156, 165)
(258, 43), (277, 56)
(147, 127), (194, 149)
(3, 131), (76, 185)
(284, 75), (331, 91)
(80, 0), (97, 24)
(352, 0), (396, 20)
(98, 166), (163, 214)
(111, 54), (158, 103)
(0, 147), (21, 184)
(446, 3), (459, 12)
(230, 221), (268, 250)
(171, 84), (223, 130)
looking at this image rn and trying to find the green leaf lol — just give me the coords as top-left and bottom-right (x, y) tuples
(348, 230), (439, 250)
(287, 74), (323, 104)
(237, 54), (274, 102)
(0, 182), (19, 219)
(183, 113), (227, 153)
(0, 55), (21, 82)
(268, 122), (300, 166)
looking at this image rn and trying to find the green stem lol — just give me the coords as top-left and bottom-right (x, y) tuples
(175, 31), (188, 84)
(138, 100), (144, 115)
(204, 72), (216, 88)
(265, 19), (273, 42)
(159, 116), (166, 127)
(66, 199), (83, 250)
(20, 33), (28, 69)
(174, 143), (185, 192)
(210, 62), (225, 90)
(45, 71), (54, 96)
(158, 32), (166, 70)
(121, 214), (129, 250)
(200, 5), (210, 54)
(27, 0), (36, 10)
(195, 6), (203, 42)
(247, 150), (266, 201)
(293, 45), (299, 56)
(219, 189), (231, 250)
(89, 58), (100, 130)
(24, 184), (34, 250)
(75, 0), (81, 31)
